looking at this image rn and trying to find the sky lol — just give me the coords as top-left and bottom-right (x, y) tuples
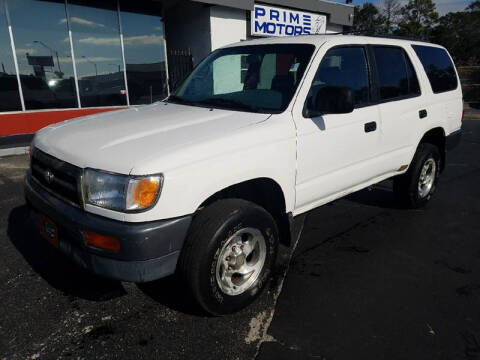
(347, 0), (472, 15)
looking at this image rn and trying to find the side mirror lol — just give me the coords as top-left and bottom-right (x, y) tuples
(306, 86), (355, 117)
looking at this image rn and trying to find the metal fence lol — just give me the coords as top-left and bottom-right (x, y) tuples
(168, 49), (194, 92)
(458, 66), (480, 103)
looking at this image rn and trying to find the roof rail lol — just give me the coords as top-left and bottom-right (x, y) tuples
(318, 30), (430, 43)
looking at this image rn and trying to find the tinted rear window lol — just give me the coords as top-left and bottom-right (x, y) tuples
(373, 46), (420, 101)
(412, 45), (458, 93)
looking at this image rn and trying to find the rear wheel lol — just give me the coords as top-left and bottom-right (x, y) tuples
(178, 199), (279, 315)
(393, 143), (441, 208)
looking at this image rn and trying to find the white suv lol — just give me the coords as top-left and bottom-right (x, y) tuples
(25, 35), (462, 315)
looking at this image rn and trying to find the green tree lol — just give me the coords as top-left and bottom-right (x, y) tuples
(467, 0), (480, 11)
(352, 3), (385, 35)
(431, 0), (480, 65)
(379, 0), (402, 33)
(396, 0), (439, 39)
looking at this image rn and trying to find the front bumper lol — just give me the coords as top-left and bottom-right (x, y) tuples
(24, 171), (192, 282)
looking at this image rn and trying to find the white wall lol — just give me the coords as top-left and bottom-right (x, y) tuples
(326, 23), (344, 34)
(165, 2), (344, 70)
(209, 7), (247, 95)
(166, 4), (247, 66)
(210, 6), (247, 51)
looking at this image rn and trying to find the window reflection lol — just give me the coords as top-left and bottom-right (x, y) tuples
(120, 1), (167, 104)
(0, 1), (22, 112)
(68, 0), (126, 107)
(8, 0), (77, 110)
(373, 46), (413, 100)
(412, 45), (458, 94)
(312, 47), (370, 105)
(0, 0), (168, 114)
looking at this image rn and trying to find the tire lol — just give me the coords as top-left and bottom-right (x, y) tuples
(178, 199), (279, 315)
(393, 143), (441, 209)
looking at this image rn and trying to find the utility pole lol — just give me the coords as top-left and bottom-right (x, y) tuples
(33, 40), (62, 75)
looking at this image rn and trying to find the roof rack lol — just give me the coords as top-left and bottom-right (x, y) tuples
(318, 30), (430, 43)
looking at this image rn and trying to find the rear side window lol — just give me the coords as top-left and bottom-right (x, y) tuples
(412, 45), (458, 93)
(373, 46), (421, 101)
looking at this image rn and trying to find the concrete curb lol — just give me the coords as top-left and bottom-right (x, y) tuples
(0, 147), (29, 158)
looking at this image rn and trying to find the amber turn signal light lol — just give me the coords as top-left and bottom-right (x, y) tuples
(126, 176), (162, 210)
(134, 178), (159, 208)
(84, 230), (120, 253)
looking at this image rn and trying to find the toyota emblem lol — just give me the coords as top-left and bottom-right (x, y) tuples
(44, 169), (55, 184)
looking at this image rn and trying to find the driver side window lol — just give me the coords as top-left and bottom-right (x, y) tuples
(308, 46), (370, 107)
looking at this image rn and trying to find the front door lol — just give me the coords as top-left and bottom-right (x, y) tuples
(293, 45), (382, 213)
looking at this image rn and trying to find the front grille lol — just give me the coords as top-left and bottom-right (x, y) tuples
(31, 149), (83, 207)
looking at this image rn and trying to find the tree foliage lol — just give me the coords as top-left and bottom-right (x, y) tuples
(351, 0), (479, 101)
(379, 0), (402, 33)
(396, 0), (439, 39)
(431, 1), (480, 65)
(351, 0), (479, 66)
(352, 3), (385, 35)
(467, 0), (480, 11)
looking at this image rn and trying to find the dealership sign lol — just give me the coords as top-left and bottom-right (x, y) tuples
(251, 4), (327, 37)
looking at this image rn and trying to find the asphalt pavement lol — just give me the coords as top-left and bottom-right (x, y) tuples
(259, 117), (480, 360)
(1, 116), (479, 359)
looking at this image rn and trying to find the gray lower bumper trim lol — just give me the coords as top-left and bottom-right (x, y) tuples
(25, 171), (191, 282)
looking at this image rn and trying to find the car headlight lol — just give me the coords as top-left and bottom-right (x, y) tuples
(82, 169), (163, 212)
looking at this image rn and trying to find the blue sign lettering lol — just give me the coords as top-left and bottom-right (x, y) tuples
(254, 6), (265, 19)
(255, 22), (268, 34)
(252, 5), (326, 37)
(270, 9), (280, 21)
(289, 13), (300, 24)
(268, 22), (277, 34)
(277, 23), (285, 35)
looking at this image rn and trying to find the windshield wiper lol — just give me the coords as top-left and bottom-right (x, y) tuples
(167, 95), (197, 105)
(199, 97), (261, 113)
(169, 95), (270, 113)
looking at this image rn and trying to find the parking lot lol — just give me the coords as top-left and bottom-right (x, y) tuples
(1, 115), (479, 360)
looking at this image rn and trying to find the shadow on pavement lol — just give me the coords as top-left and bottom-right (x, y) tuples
(7, 205), (127, 302)
(7, 204), (205, 315)
(345, 181), (402, 209)
(136, 276), (205, 316)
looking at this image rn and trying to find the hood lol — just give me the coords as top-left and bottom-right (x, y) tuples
(35, 102), (269, 174)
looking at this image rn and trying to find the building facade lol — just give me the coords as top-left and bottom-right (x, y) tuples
(0, 0), (353, 150)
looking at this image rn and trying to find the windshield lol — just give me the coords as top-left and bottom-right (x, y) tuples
(170, 44), (315, 113)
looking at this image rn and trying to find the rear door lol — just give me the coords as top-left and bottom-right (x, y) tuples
(411, 45), (463, 135)
(370, 45), (424, 172)
(293, 45), (382, 213)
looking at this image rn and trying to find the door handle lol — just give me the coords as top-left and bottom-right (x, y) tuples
(364, 121), (377, 133)
(419, 109), (428, 119)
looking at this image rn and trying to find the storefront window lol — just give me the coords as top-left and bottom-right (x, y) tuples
(120, 1), (167, 104)
(0, 1), (22, 112)
(8, 0), (77, 110)
(1, 0), (169, 115)
(67, 0), (126, 107)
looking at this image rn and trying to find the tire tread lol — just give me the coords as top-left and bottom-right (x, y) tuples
(393, 143), (440, 209)
(178, 198), (271, 315)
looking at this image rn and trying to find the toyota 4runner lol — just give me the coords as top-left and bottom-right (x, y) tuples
(25, 35), (463, 315)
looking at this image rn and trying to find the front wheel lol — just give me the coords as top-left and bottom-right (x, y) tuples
(178, 199), (279, 315)
(393, 143), (441, 208)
